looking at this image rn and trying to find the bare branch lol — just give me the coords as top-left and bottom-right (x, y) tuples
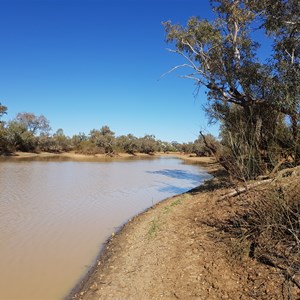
(284, 48), (295, 64)
(164, 47), (208, 77)
(181, 39), (200, 56)
(160, 63), (198, 79)
(180, 75), (206, 85)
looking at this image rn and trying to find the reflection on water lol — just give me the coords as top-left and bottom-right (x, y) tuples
(147, 169), (202, 184)
(0, 157), (211, 299)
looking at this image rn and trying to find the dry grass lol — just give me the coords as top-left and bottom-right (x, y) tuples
(217, 168), (300, 297)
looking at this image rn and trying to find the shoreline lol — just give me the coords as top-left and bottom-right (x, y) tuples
(2, 151), (155, 160)
(65, 157), (297, 299)
(3, 151), (294, 298)
(2, 150), (219, 299)
(65, 155), (219, 300)
(1, 151), (218, 168)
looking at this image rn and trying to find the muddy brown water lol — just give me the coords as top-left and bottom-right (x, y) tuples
(0, 156), (211, 299)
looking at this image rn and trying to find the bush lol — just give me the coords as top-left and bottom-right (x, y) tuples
(227, 169), (300, 288)
(75, 140), (105, 155)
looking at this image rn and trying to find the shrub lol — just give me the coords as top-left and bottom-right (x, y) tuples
(227, 171), (300, 288)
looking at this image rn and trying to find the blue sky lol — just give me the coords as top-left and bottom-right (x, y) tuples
(0, 0), (219, 143)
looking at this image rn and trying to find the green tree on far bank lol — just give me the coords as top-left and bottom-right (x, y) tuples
(5, 113), (51, 152)
(0, 103), (218, 157)
(0, 102), (9, 154)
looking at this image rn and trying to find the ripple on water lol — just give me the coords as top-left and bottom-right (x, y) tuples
(0, 158), (211, 299)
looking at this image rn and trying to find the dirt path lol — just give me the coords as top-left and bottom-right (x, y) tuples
(69, 159), (294, 300)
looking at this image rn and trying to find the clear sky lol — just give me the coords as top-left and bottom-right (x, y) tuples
(0, 0), (220, 143)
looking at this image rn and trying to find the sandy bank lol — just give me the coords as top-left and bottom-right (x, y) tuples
(9, 151), (152, 160)
(66, 154), (299, 300)
(5, 151), (217, 167)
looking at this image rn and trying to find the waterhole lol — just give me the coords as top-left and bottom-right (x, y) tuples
(0, 157), (211, 299)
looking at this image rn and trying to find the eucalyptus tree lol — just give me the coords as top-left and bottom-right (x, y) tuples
(51, 129), (71, 152)
(16, 112), (51, 136)
(116, 134), (139, 154)
(137, 134), (158, 154)
(6, 113), (51, 152)
(0, 103), (9, 154)
(0, 102), (7, 121)
(163, 0), (299, 179)
(89, 125), (116, 153)
(71, 132), (88, 149)
(249, 0), (300, 162)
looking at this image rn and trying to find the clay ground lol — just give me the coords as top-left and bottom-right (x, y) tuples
(68, 157), (300, 300)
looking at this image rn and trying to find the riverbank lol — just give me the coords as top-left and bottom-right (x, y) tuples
(7, 151), (153, 160)
(5, 151), (298, 298)
(67, 155), (300, 299)
(6, 151), (218, 166)
(5, 151), (207, 161)
(1, 152), (212, 299)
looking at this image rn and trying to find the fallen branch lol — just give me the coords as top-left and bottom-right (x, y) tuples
(219, 178), (273, 200)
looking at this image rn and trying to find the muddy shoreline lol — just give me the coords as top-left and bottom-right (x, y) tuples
(64, 154), (299, 299)
(2, 151), (224, 299)
(65, 196), (175, 300)
(65, 155), (218, 300)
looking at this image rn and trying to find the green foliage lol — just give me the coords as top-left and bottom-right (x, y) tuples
(75, 140), (104, 155)
(147, 217), (161, 238)
(0, 103), (9, 154)
(16, 113), (51, 135)
(71, 132), (87, 148)
(39, 129), (72, 153)
(0, 123), (11, 154)
(0, 104), (215, 157)
(137, 134), (159, 154)
(226, 173), (300, 285)
(6, 121), (36, 152)
(193, 133), (220, 157)
(164, 0), (300, 179)
(0, 103), (7, 120)
(116, 134), (138, 154)
(89, 125), (115, 153)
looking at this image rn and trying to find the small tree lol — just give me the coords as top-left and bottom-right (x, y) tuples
(71, 132), (88, 149)
(51, 129), (71, 152)
(137, 135), (158, 154)
(193, 133), (220, 157)
(89, 125), (116, 154)
(6, 121), (36, 152)
(5, 113), (51, 152)
(0, 103), (10, 154)
(116, 134), (138, 154)
(16, 113), (51, 135)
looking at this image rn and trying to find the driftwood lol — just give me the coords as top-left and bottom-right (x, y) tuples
(219, 178), (273, 200)
(219, 165), (300, 200)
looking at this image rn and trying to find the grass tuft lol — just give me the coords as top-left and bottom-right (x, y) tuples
(148, 217), (161, 238)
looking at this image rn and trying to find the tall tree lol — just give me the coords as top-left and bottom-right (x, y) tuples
(89, 125), (115, 153)
(0, 102), (7, 121)
(16, 113), (51, 135)
(250, 0), (300, 159)
(163, 0), (299, 178)
(0, 103), (9, 153)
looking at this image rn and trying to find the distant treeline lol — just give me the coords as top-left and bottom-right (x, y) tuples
(0, 105), (217, 157)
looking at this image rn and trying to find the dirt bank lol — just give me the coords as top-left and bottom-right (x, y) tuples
(8, 151), (153, 160)
(67, 156), (300, 300)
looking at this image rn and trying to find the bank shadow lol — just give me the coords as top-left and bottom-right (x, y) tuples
(146, 169), (208, 185)
(156, 183), (194, 194)
(146, 169), (212, 194)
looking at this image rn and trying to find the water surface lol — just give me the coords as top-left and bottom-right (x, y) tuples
(0, 157), (211, 299)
